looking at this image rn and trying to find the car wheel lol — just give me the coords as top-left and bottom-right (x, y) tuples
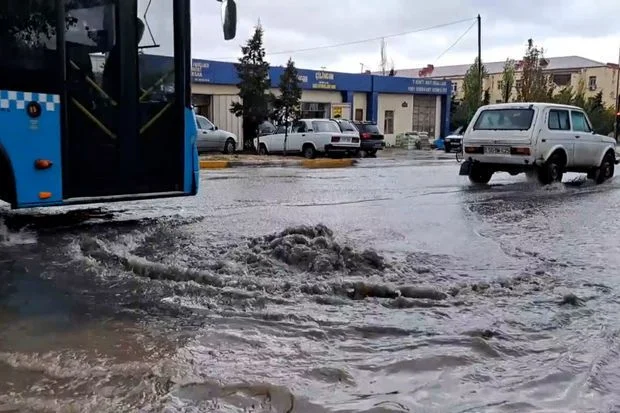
(224, 138), (236, 154)
(468, 164), (493, 184)
(258, 144), (268, 155)
(303, 145), (316, 159)
(444, 142), (451, 153)
(537, 153), (564, 185)
(595, 152), (615, 184)
(366, 149), (377, 157)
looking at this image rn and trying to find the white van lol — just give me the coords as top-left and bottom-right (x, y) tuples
(458, 102), (618, 185)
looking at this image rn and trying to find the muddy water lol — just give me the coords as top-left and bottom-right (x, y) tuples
(2, 161), (620, 412)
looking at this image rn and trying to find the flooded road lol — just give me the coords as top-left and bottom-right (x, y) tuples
(2, 156), (620, 412)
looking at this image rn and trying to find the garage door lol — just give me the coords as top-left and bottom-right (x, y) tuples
(412, 95), (436, 136)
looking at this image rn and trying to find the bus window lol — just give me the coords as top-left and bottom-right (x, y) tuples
(0, 1), (61, 94)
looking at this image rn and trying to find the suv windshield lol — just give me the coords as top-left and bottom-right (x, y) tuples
(473, 108), (535, 131)
(312, 120), (341, 133)
(357, 123), (381, 133)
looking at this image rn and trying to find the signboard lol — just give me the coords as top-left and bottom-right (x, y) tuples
(331, 103), (351, 119)
(192, 61), (211, 83)
(313, 71), (336, 90)
(408, 78), (450, 94)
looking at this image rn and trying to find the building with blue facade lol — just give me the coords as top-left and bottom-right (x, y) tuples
(188, 58), (452, 146)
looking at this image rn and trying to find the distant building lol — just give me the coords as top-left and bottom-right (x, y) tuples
(386, 56), (620, 108)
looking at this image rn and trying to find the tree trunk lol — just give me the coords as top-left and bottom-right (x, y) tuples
(283, 108), (289, 156)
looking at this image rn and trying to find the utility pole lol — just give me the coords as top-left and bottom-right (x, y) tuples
(615, 46), (620, 142)
(477, 14), (482, 105)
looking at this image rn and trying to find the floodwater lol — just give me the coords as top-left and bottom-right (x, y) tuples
(2, 156), (620, 412)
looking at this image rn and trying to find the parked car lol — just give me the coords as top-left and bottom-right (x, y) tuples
(195, 114), (238, 154)
(351, 121), (385, 156)
(254, 118), (360, 158)
(459, 102), (618, 185)
(443, 126), (464, 153)
(257, 120), (276, 137)
(332, 118), (360, 137)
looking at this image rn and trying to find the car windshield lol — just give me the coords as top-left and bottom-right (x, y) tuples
(312, 120), (341, 133)
(473, 108), (535, 131)
(359, 123), (381, 133)
(337, 120), (356, 132)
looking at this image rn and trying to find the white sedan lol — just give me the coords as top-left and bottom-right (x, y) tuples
(195, 114), (238, 154)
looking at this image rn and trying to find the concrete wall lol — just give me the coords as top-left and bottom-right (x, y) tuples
(377, 93), (414, 146)
(353, 92), (367, 121)
(301, 90), (343, 103)
(211, 95), (243, 140)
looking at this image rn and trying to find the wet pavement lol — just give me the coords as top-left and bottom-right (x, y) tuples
(2, 157), (620, 412)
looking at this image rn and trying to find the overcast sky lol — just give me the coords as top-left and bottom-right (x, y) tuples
(187, 0), (620, 73)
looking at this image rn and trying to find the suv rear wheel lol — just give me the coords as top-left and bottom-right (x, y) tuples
(469, 164), (493, 184)
(537, 153), (564, 185)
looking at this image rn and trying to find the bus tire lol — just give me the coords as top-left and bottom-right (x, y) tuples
(0, 148), (16, 208)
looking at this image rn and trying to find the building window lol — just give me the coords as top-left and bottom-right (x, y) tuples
(589, 76), (597, 90)
(515, 79), (523, 90)
(452, 83), (457, 93)
(497, 80), (503, 90)
(0, 0), (61, 93)
(355, 108), (364, 121)
(301, 102), (329, 118)
(553, 74), (571, 86)
(384, 110), (394, 134)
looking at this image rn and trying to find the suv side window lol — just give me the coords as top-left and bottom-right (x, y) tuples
(293, 121), (306, 133)
(548, 109), (570, 130)
(570, 111), (592, 133)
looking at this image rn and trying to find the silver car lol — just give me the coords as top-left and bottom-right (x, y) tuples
(195, 114), (238, 154)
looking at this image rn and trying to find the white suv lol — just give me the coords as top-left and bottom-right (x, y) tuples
(459, 103), (618, 185)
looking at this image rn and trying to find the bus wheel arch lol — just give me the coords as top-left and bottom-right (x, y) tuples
(0, 145), (17, 208)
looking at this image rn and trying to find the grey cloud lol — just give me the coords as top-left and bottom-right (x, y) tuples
(184, 0), (619, 70)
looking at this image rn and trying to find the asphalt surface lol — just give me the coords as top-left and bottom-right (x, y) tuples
(2, 155), (620, 412)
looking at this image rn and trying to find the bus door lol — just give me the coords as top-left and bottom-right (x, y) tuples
(63, 0), (186, 199)
(64, 0), (123, 198)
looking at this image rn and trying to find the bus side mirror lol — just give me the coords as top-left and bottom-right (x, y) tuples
(217, 0), (237, 41)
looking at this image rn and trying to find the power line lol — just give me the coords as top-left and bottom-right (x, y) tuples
(433, 19), (477, 63)
(211, 17), (476, 61)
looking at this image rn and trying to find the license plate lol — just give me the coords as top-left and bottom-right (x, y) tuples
(341, 137), (351, 143)
(484, 145), (510, 155)
(374, 143), (383, 149)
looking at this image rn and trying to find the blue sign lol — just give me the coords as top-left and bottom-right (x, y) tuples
(142, 56), (450, 96)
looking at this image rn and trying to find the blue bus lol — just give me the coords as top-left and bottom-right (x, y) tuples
(0, 0), (237, 209)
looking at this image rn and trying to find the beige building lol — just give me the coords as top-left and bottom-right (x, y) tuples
(395, 56), (620, 108)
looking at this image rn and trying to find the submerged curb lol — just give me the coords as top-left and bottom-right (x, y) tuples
(199, 158), (358, 170)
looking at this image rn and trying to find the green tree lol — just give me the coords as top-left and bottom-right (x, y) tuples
(230, 23), (273, 152)
(553, 86), (575, 105)
(461, 57), (488, 120)
(517, 39), (554, 102)
(573, 77), (587, 109)
(483, 89), (490, 105)
(585, 91), (615, 135)
(271, 57), (302, 155)
(500, 59), (516, 102)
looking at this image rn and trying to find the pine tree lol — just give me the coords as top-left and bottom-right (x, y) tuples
(230, 23), (273, 152)
(271, 58), (302, 155)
